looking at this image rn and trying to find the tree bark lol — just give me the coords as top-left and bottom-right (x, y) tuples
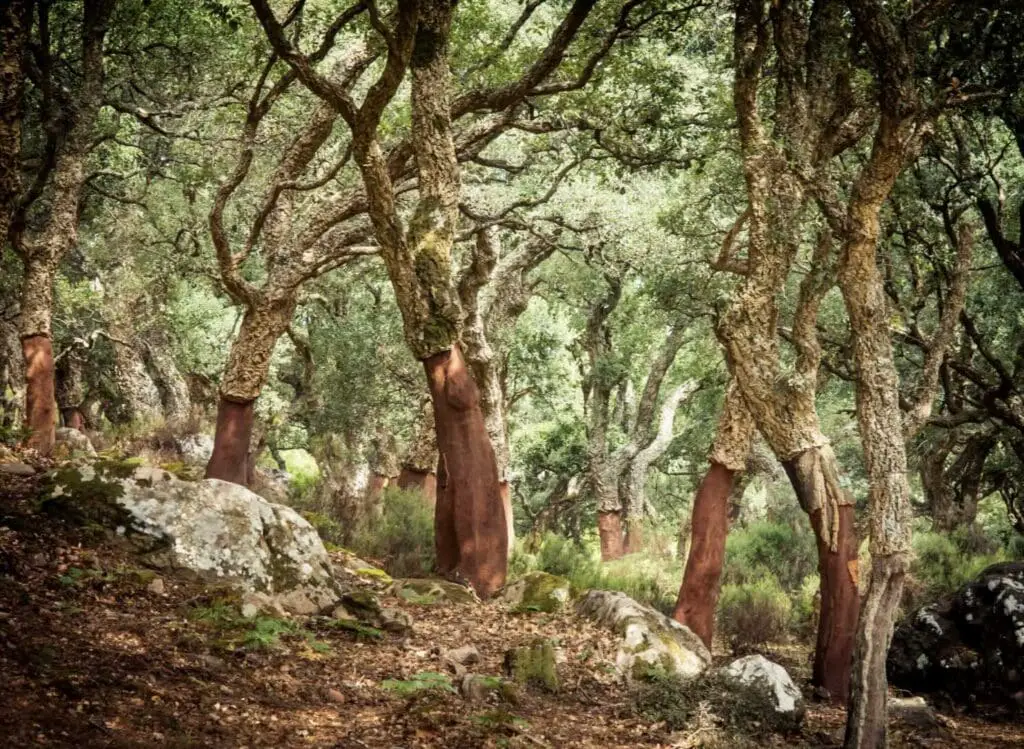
(0, 0), (28, 249)
(783, 444), (859, 702)
(673, 382), (755, 648)
(22, 335), (56, 454)
(205, 398), (255, 485)
(598, 511), (625, 561)
(424, 343), (508, 598)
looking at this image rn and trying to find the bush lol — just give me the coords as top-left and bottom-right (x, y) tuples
(723, 520), (817, 591)
(717, 574), (792, 654)
(905, 530), (1002, 612)
(791, 573), (820, 639)
(349, 487), (435, 577)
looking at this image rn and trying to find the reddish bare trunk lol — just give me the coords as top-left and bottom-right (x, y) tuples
(624, 522), (644, 555)
(22, 334), (56, 455)
(598, 511), (624, 561)
(424, 345), (507, 598)
(672, 461), (734, 648)
(398, 466), (437, 505)
(783, 456), (860, 703)
(205, 397), (255, 486)
(61, 408), (85, 431)
(500, 480), (514, 555)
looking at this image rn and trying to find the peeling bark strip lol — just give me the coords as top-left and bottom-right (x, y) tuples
(424, 344), (508, 598)
(673, 462), (735, 648)
(205, 398), (256, 486)
(22, 335), (56, 455)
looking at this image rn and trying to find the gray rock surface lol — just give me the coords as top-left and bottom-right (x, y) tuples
(722, 655), (803, 717)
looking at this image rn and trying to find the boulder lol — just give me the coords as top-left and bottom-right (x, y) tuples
(389, 578), (480, 605)
(576, 589), (711, 680)
(45, 462), (340, 614)
(460, 674), (519, 703)
(889, 561), (1024, 707)
(0, 461), (36, 476)
(176, 434), (214, 466)
(500, 571), (572, 613)
(54, 427), (96, 457)
(442, 644), (481, 675)
(721, 655), (804, 722)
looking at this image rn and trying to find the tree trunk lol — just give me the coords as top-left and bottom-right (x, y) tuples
(397, 466), (437, 504)
(783, 445), (860, 702)
(424, 343), (507, 598)
(205, 299), (294, 485)
(398, 400), (438, 502)
(673, 381), (756, 648)
(673, 461), (736, 647)
(500, 480), (514, 555)
(598, 511), (625, 561)
(205, 397), (255, 485)
(56, 348), (88, 431)
(22, 335), (56, 454)
(0, 0), (28, 248)
(61, 408), (86, 431)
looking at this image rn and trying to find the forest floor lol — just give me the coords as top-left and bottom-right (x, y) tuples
(2, 469), (1024, 749)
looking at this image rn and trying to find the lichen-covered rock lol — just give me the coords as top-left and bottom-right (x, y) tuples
(0, 461), (36, 476)
(389, 578), (480, 605)
(576, 589), (710, 680)
(460, 673), (519, 703)
(54, 427), (96, 457)
(176, 434), (214, 466)
(889, 561), (1024, 707)
(504, 639), (559, 692)
(44, 463), (340, 613)
(721, 655), (804, 723)
(500, 571), (572, 613)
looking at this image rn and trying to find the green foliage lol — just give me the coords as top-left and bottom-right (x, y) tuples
(187, 598), (329, 653)
(717, 574), (793, 655)
(906, 530), (1003, 609)
(380, 672), (456, 697)
(723, 520), (817, 591)
(349, 488), (435, 577)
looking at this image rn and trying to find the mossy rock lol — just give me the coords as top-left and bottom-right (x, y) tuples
(355, 567), (393, 584)
(500, 571), (572, 613)
(389, 578), (480, 605)
(503, 638), (559, 693)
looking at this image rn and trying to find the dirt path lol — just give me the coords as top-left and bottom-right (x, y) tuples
(2, 471), (1022, 748)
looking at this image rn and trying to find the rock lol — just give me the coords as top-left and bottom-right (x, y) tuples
(460, 673), (519, 703)
(576, 589), (711, 680)
(176, 434), (214, 466)
(722, 655), (804, 721)
(889, 561), (1024, 707)
(251, 466), (290, 504)
(442, 645), (481, 675)
(241, 602), (260, 619)
(378, 606), (412, 634)
(44, 462), (341, 614)
(500, 571), (572, 613)
(326, 688), (346, 704)
(54, 427), (96, 457)
(504, 638), (559, 692)
(241, 591), (287, 618)
(147, 577), (166, 595)
(0, 462), (36, 476)
(388, 578), (480, 605)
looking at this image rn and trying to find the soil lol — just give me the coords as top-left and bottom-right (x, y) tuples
(2, 468), (1023, 748)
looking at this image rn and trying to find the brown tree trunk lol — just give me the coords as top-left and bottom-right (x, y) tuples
(61, 408), (86, 431)
(397, 466), (437, 504)
(22, 334), (56, 455)
(783, 447), (860, 702)
(624, 522), (644, 555)
(424, 344), (507, 598)
(205, 397), (255, 485)
(367, 472), (389, 515)
(672, 461), (735, 647)
(500, 480), (514, 554)
(598, 511), (625, 561)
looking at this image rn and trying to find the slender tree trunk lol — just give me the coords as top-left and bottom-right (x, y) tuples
(424, 343), (507, 597)
(673, 382), (755, 647)
(0, 0), (28, 249)
(783, 444), (859, 702)
(20, 257), (57, 454)
(206, 299), (294, 485)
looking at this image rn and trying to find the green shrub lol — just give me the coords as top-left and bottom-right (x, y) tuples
(723, 520), (817, 591)
(906, 530), (1002, 612)
(791, 573), (820, 639)
(349, 487), (435, 577)
(717, 574), (792, 654)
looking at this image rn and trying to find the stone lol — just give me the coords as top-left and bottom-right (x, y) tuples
(460, 673), (519, 703)
(576, 589), (711, 680)
(442, 644), (481, 676)
(176, 434), (214, 466)
(499, 571), (572, 613)
(378, 607), (412, 634)
(0, 462), (36, 476)
(147, 577), (166, 595)
(722, 655), (804, 720)
(44, 463), (341, 614)
(54, 427), (96, 457)
(889, 561), (1024, 707)
(504, 638), (559, 692)
(388, 578), (480, 605)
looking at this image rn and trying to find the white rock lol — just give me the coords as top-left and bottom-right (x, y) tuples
(176, 434), (215, 466)
(722, 655), (803, 715)
(0, 462), (36, 476)
(55, 427), (96, 457)
(576, 589), (710, 680)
